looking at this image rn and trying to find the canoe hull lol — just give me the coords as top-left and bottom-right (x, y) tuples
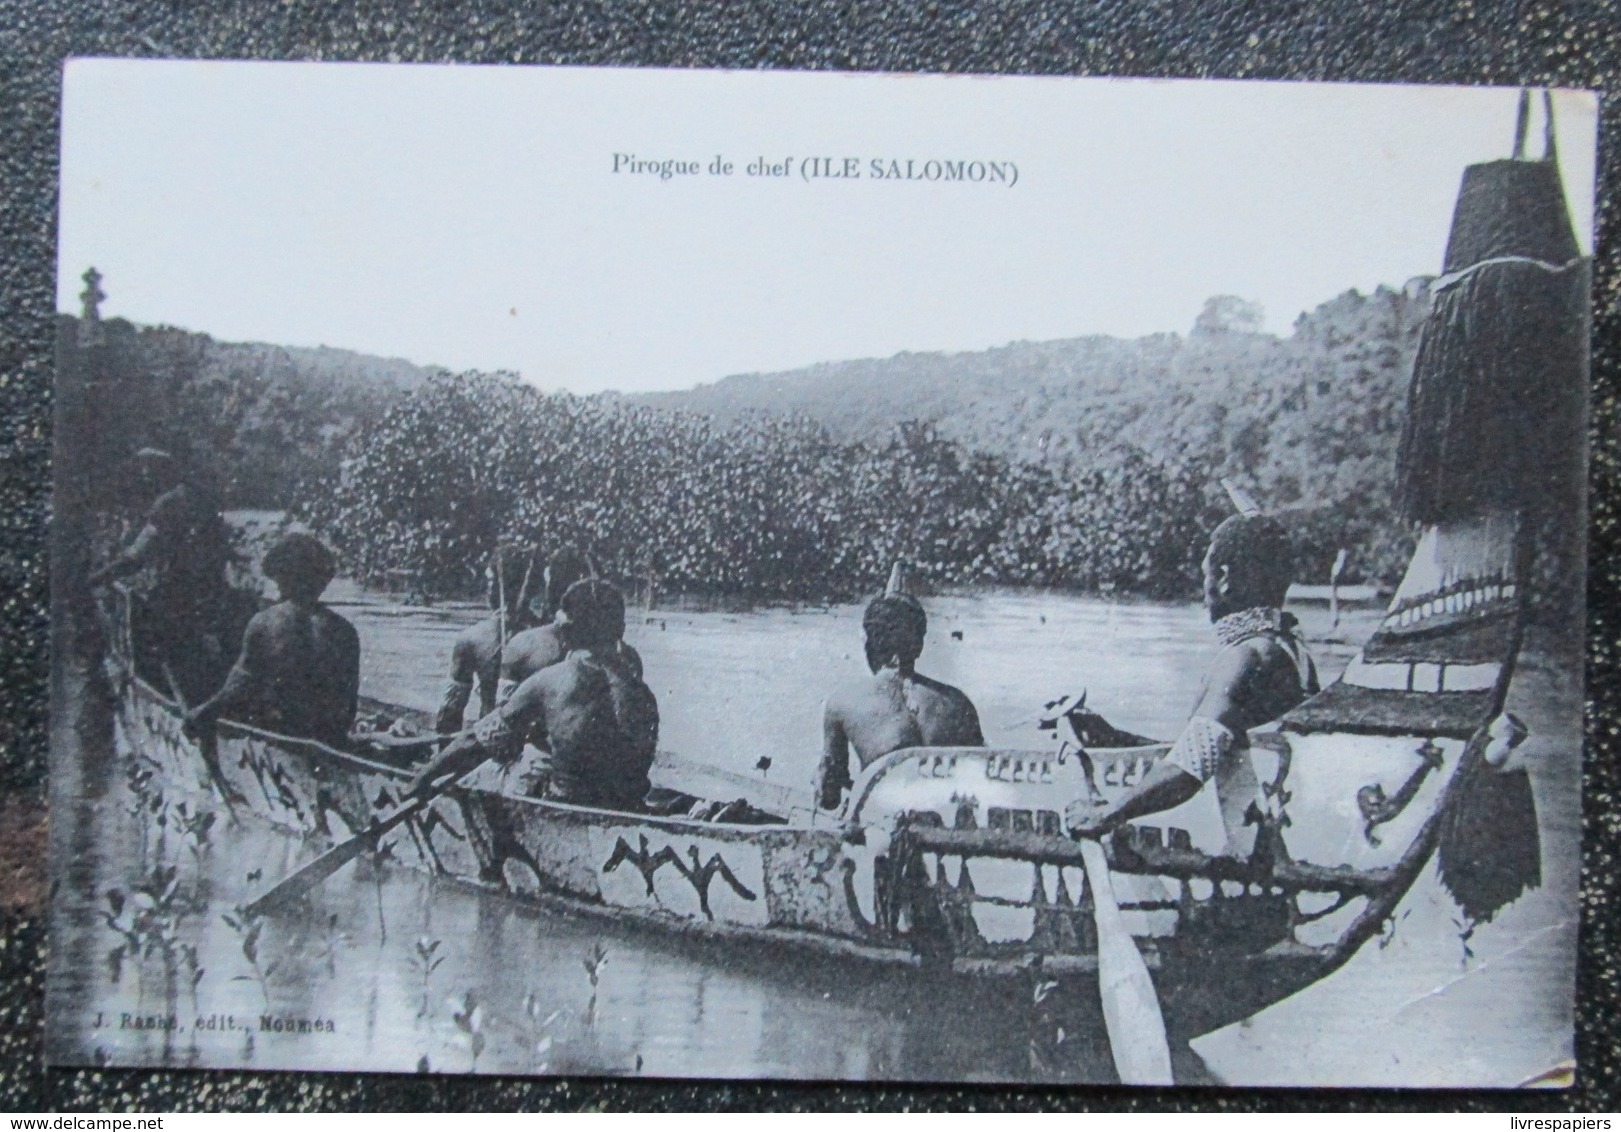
(100, 576), (1510, 1039)
(116, 668), (896, 961)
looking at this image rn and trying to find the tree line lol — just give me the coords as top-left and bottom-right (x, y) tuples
(56, 289), (1435, 605)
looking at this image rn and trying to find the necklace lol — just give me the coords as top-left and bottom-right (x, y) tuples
(1213, 606), (1288, 648)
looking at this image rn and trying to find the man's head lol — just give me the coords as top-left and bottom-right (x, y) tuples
(557, 579), (626, 651)
(262, 533), (337, 604)
(486, 543), (540, 612)
(1202, 514), (1294, 620)
(863, 593), (928, 673)
(543, 545), (593, 620)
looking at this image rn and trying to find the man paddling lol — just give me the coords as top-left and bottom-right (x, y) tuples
(88, 449), (234, 702)
(497, 545), (642, 697)
(185, 533), (360, 748)
(410, 579), (659, 811)
(435, 543), (542, 734)
(816, 588), (985, 812)
(1064, 514), (1318, 852)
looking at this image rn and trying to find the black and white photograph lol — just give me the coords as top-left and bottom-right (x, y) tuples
(45, 61), (1596, 1088)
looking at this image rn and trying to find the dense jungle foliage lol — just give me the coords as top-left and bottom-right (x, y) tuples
(293, 374), (1223, 601)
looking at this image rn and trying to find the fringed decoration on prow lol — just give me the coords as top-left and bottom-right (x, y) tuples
(1438, 763), (1541, 926)
(1396, 93), (1588, 527)
(1436, 713), (1542, 925)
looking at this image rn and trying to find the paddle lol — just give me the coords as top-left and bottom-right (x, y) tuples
(241, 770), (460, 919)
(162, 662), (246, 813)
(1329, 547), (1348, 629)
(1078, 836), (1175, 1086)
(349, 728), (458, 755)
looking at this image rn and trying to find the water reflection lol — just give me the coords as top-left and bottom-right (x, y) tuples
(50, 784), (1118, 1080)
(353, 592), (1376, 798)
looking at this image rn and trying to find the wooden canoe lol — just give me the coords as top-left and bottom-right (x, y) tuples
(100, 572), (1512, 1037)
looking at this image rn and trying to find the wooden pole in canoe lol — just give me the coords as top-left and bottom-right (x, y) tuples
(495, 549), (508, 658)
(1330, 547), (1348, 629)
(1078, 837), (1175, 1086)
(162, 661), (245, 815)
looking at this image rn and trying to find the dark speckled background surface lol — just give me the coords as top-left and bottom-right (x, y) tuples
(1, 0), (1617, 1112)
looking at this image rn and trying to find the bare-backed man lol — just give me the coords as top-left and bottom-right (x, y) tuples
(499, 546), (644, 700)
(88, 449), (235, 703)
(185, 533), (360, 748)
(816, 593), (985, 811)
(1065, 514), (1318, 852)
(435, 543), (542, 734)
(412, 579), (658, 812)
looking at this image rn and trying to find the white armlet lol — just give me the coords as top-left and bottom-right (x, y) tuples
(1164, 715), (1236, 783)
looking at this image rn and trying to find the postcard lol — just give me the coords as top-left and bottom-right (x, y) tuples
(46, 60), (1596, 1087)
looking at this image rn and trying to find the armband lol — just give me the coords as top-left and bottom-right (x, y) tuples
(1164, 716), (1236, 782)
(435, 678), (476, 734)
(472, 710), (525, 766)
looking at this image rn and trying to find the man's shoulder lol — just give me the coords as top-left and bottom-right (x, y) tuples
(249, 602), (294, 630)
(824, 673), (875, 715)
(254, 602), (356, 636)
(568, 649), (652, 698)
(456, 615), (502, 649)
(508, 622), (563, 652)
(505, 624), (566, 674)
(604, 652), (653, 692)
(912, 673), (977, 710)
(1209, 634), (1304, 697)
(316, 604), (360, 641)
(1226, 632), (1299, 666)
(526, 650), (582, 688)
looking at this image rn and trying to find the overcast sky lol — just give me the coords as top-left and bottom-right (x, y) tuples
(57, 61), (1597, 395)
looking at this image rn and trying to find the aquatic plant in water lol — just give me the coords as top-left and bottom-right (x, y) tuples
(121, 755), (165, 867)
(516, 949), (642, 1077)
(367, 841), (395, 944)
(102, 864), (207, 1005)
(520, 990), (570, 1071)
(581, 941), (609, 1032)
(411, 936), (445, 1019)
(450, 990), (485, 1071)
(1026, 976), (1071, 1076)
(292, 912), (349, 980)
(221, 909), (276, 1010)
(169, 801), (216, 861)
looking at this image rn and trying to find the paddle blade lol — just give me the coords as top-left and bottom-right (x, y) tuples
(242, 831), (374, 919)
(242, 797), (423, 918)
(1080, 838), (1174, 1086)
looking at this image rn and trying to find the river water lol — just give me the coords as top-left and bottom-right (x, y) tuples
(46, 590), (1578, 1086)
(356, 591), (1376, 806)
